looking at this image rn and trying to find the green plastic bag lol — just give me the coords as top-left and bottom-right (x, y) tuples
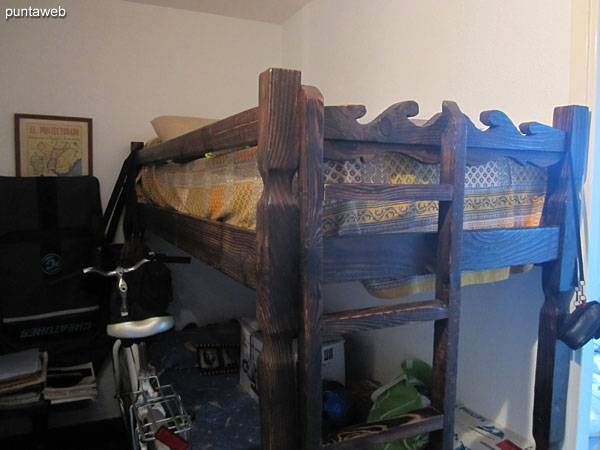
(367, 360), (432, 450)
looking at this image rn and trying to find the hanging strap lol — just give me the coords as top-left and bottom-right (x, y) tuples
(102, 154), (130, 243)
(102, 142), (144, 245)
(568, 151), (587, 305)
(556, 149), (599, 350)
(122, 150), (142, 241)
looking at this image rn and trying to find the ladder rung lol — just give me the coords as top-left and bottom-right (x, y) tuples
(324, 183), (453, 202)
(323, 300), (448, 335)
(322, 407), (443, 449)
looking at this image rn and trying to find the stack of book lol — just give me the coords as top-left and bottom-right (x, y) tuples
(44, 362), (97, 404)
(0, 349), (98, 407)
(0, 348), (47, 407)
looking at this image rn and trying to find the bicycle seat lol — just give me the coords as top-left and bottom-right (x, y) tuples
(107, 316), (175, 339)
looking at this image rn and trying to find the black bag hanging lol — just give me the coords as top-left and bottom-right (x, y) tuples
(558, 152), (600, 350)
(103, 147), (175, 323)
(109, 239), (174, 322)
(0, 176), (109, 360)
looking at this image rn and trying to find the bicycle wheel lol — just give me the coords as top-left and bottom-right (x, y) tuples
(113, 340), (139, 448)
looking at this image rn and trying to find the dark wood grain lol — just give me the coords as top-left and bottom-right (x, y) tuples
(323, 227), (560, 282)
(255, 68), (302, 450)
(430, 101), (466, 450)
(323, 300), (448, 336)
(325, 183), (453, 202)
(324, 102), (565, 153)
(324, 139), (564, 167)
(324, 232), (436, 281)
(139, 204), (257, 288)
(542, 106), (591, 289)
(467, 110), (566, 153)
(297, 85), (325, 450)
(533, 105), (590, 449)
(322, 407), (443, 449)
(325, 102), (446, 147)
(459, 228), (560, 271)
(135, 107), (258, 165)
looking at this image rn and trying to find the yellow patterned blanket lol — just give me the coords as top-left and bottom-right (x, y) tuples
(139, 147), (546, 298)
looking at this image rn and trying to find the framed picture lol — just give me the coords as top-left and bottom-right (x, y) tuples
(14, 114), (93, 177)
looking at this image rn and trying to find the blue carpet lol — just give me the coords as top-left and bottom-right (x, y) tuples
(161, 370), (260, 450)
(148, 325), (261, 449)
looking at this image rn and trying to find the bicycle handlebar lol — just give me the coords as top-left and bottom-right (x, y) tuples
(47, 252), (191, 288)
(82, 253), (191, 278)
(83, 258), (150, 278)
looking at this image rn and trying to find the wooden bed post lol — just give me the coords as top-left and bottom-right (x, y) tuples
(298, 85), (325, 450)
(430, 101), (467, 450)
(533, 105), (590, 449)
(256, 68), (302, 450)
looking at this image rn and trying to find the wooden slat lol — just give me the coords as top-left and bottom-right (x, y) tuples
(324, 102), (566, 153)
(325, 183), (453, 202)
(140, 204), (561, 288)
(460, 228), (560, 271)
(324, 232), (436, 281)
(324, 139), (564, 167)
(139, 204), (257, 288)
(323, 227), (560, 282)
(321, 407), (443, 449)
(298, 85), (325, 450)
(135, 107), (258, 165)
(255, 68), (302, 450)
(323, 300), (448, 335)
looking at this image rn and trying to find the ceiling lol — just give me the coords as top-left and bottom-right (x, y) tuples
(124, 0), (312, 24)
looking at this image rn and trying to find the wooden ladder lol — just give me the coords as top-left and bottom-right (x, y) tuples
(298, 95), (467, 450)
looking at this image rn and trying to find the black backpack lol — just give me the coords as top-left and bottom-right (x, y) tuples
(0, 176), (109, 363)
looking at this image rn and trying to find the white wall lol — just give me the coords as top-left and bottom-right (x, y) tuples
(0, 0), (281, 324)
(283, 0), (573, 441)
(0, 0), (281, 203)
(284, 0), (570, 125)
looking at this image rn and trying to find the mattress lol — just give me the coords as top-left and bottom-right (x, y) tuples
(139, 147), (546, 297)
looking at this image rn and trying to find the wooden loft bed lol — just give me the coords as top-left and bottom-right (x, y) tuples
(133, 68), (589, 450)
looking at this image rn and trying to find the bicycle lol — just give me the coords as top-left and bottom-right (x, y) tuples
(84, 252), (192, 450)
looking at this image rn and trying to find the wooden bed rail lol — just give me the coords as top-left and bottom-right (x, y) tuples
(134, 99), (568, 168)
(135, 107), (258, 165)
(323, 227), (560, 282)
(134, 99), (567, 170)
(137, 204), (561, 284)
(139, 204), (257, 288)
(323, 102), (567, 166)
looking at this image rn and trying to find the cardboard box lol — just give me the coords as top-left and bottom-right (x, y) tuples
(454, 404), (534, 450)
(239, 318), (345, 401)
(239, 318), (261, 400)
